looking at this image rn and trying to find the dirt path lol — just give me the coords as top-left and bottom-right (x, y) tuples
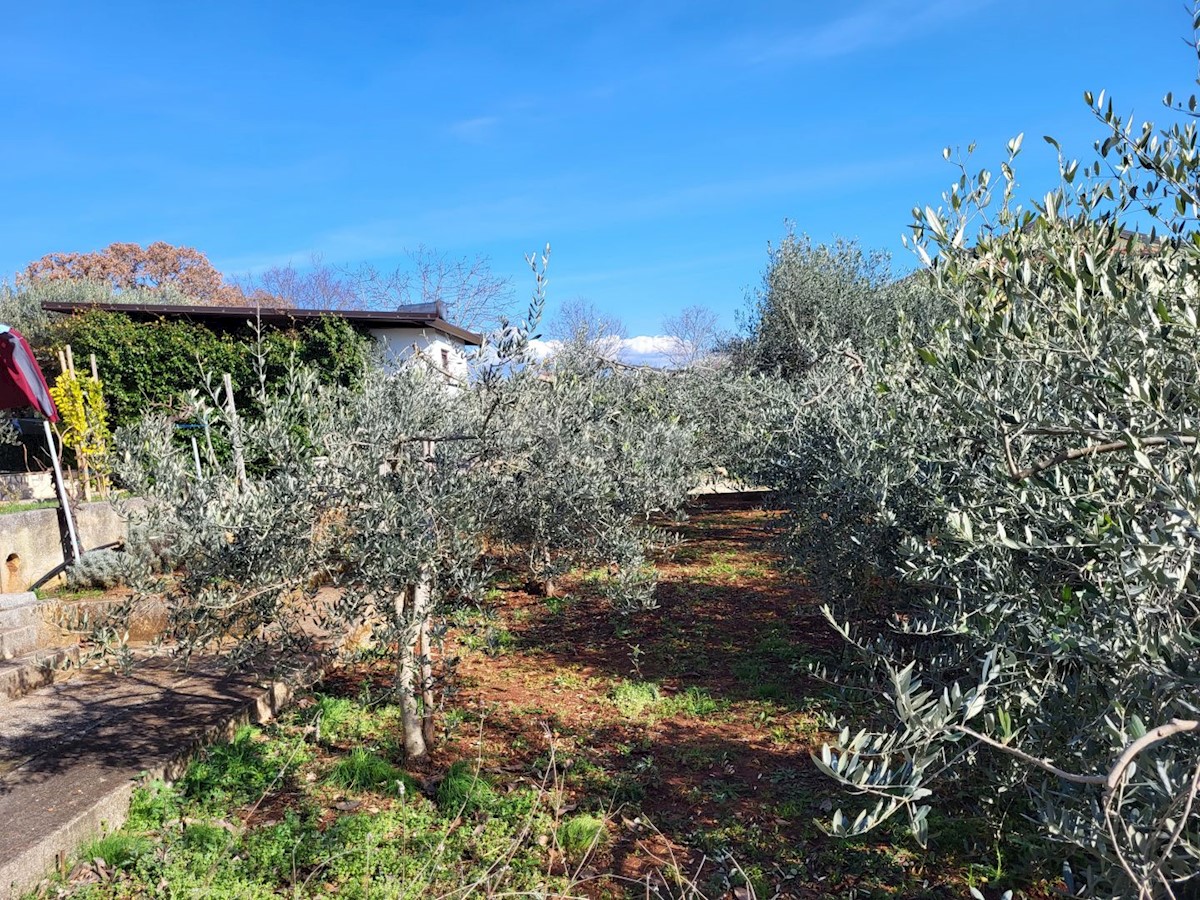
(410, 494), (1016, 898)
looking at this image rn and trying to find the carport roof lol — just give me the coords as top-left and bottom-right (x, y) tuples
(41, 299), (483, 345)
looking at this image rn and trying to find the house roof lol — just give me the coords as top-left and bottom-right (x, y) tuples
(40, 300), (484, 346)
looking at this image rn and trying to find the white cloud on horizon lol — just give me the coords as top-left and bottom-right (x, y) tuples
(621, 335), (684, 367)
(524, 334), (684, 368)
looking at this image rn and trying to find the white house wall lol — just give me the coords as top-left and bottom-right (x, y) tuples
(369, 327), (471, 383)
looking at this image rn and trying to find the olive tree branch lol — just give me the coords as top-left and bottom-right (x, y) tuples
(1009, 435), (1198, 481)
(953, 719), (1200, 789)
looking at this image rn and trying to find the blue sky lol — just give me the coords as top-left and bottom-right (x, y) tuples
(0, 2), (1190, 343)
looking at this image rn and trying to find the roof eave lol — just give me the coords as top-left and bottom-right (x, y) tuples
(40, 300), (483, 345)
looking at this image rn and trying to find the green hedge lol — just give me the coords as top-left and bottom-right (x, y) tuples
(45, 310), (375, 427)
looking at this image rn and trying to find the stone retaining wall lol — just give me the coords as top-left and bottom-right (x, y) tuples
(0, 502), (132, 593)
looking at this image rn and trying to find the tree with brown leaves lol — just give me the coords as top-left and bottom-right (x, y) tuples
(25, 242), (243, 306)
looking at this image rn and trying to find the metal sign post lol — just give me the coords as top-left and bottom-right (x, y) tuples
(42, 419), (81, 564)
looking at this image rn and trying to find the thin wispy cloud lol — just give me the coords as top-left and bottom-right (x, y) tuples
(263, 154), (928, 268)
(448, 115), (501, 142)
(741, 0), (994, 65)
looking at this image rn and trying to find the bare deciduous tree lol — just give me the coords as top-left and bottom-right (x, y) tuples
(355, 246), (514, 332)
(237, 247), (514, 332)
(547, 297), (627, 359)
(237, 255), (353, 309)
(662, 304), (720, 369)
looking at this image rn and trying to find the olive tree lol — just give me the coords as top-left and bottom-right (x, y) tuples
(486, 350), (702, 606)
(114, 247), (705, 759)
(729, 229), (944, 379)
(794, 25), (1200, 898)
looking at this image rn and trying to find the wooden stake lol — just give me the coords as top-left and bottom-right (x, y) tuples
(89, 353), (98, 381)
(65, 344), (75, 376)
(202, 415), (216, 465)
(419, 615), (435, 747)
(223, 373), (248, 489)
(191, 435), (203, 479)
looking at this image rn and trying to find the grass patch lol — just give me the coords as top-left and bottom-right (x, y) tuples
(42, 586), (110, 603)
(179, 725), (303, 809)
(0, 499), (59, 516)
(557, 813), (608, 859)
(577, 567), (610, 585)
(309, 692), (409, 749)
(691, 550), (769, 582)
(182, 820), (232, 851)
(611, 680), (728, 719)
(314, 694), (359, 737)
(126, 780), (177, 830)
(611, 679), (662, 717)
(459, 625), (517, 655)
(437, 760), (497, 813)
(659, 685), (728, 717)
(543, 593), (578, 615)
(77, 833), (152, 871)
(326, 748), (419, 796)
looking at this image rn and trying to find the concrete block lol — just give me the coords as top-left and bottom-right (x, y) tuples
(0, 625), (40, 660)
(0, 647), (78, 702)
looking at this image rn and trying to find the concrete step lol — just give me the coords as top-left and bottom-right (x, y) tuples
(0, 593), (38, 612)
(0, 602), (42, 635)
(0, 625), (41, 661)
(0, 646), (78, 702)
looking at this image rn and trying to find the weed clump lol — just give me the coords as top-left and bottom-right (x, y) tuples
(659, 685), (727, 717)
(437, 760), (496, 813)
(611, 680), (727, 719)
(78, 833), (152, 871)
(557, 813), (608, 859)
(326, 748), (418, 796)
(313, 695), (362, 743)
(126, 780), (177, 830)
(611, 679), (661, 717)
(180, 725), (307, 809)
(180, 822), (231, 857)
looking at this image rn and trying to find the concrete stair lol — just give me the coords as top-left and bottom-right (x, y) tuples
(0, 593), (77, 700)
(0, 587), (339, 897)
(0, 595), (44, 632)
(0, 624), (41, 661)
(0, 655), (296, 899)
(0, 646), (79, 701)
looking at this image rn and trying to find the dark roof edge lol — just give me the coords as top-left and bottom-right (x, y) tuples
(40, 301), (483, 345)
